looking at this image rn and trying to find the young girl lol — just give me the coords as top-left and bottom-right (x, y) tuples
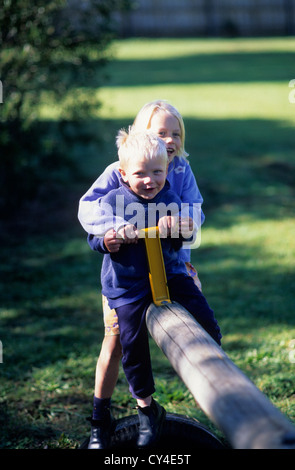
(78, 100), (205, 449)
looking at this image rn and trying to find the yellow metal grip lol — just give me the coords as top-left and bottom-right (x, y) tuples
(139, 227), (171, 306)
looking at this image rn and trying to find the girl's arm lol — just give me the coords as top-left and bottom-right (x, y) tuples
(183, 162), (204, 227)
(170, 159), (205, 230)
(87, 233), (107, 253)
(78, 162), (127, 236)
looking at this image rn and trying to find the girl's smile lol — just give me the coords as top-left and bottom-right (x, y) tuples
(149, 112), (182, 162)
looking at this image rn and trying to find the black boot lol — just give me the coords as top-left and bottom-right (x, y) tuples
(137, 399), (166, 448)
(87, 412), (114, 449)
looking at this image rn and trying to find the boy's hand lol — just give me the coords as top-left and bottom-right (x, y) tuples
(117, 224), (138, 244)
(180, 217), (194, 238)
(158, 215), (179, 237)
(104, 229), (124, 253)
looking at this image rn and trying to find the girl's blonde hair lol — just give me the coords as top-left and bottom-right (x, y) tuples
(132, 100), (188, 158)
(116, 128), (168, 170)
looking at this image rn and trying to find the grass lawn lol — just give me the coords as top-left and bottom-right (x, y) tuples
(1, 37), (295, 449)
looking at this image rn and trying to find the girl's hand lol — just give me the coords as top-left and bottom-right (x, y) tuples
(117, 224), (139, 244)
(180, 217), (194, 238)
(158, 215), (179, 237)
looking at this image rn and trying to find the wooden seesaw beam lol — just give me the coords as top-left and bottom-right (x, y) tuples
(141, 227), (295, 449)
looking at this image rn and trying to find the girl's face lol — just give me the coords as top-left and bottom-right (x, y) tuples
(149, 111), (182, 162)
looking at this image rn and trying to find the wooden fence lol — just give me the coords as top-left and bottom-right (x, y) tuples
(116, 0), (295, 37)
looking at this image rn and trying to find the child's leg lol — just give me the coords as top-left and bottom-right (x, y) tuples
(116, 295), (166, 447)
(94, 335), (122, 400)
(93, 297), (122, 405)
(137, 396), (152, 407)
(88, 298), (121, 449)
(168, 275), (222, 345)
(116, 294), (155, 400)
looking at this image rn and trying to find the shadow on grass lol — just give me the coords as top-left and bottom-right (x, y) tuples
(93, 51), (295, 88)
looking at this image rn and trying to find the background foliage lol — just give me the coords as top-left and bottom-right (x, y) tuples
(0, 0), (131, 214)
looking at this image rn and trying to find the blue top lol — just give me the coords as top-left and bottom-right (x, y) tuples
(78, 157), (204, 263)
(88, 181), (189, 309)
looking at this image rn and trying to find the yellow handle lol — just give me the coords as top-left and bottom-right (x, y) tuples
(139, 227), (171, 306)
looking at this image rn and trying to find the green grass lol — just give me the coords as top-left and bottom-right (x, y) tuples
(1, 37), (295, 449)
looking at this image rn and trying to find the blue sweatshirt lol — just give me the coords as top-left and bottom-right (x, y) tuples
(78, 157), (204, 263)
(78, 157), (205, 261)
(88, 182), (189, 309)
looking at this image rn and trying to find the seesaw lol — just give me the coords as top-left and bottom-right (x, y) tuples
(82, 227), (295, 449)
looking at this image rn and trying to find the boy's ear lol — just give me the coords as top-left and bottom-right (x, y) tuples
(119, 167), (128, 183)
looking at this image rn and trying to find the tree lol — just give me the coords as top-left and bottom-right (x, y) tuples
(0, 0), (131, 214)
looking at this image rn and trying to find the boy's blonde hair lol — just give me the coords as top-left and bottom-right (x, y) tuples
(116, 128), (168, 170)
(132, 100), (188, 158)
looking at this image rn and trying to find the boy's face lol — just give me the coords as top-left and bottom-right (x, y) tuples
(149, 111), (181, 162)
(120, 155), (167, 200)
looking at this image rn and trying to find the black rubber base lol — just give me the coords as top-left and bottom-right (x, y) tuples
(80, 412), (224, 449)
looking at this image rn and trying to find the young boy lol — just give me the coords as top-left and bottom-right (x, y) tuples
(88, 129), (221, 448)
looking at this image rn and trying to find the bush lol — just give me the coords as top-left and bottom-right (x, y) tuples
(0, 0), (131, 215)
